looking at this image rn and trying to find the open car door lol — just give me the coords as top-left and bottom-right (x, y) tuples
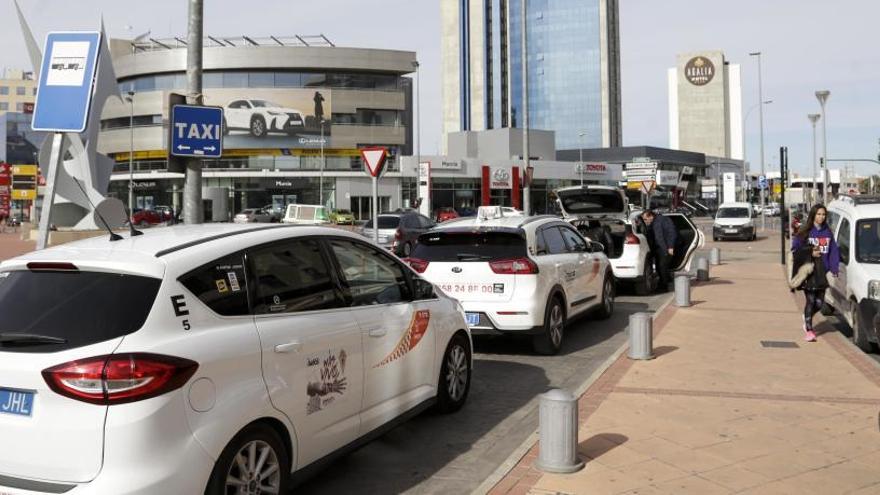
(667, 212), (705, 271)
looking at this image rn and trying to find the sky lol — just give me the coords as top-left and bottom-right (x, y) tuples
(2, 0), (878, 178)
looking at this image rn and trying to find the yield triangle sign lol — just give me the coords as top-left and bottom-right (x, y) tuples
(361, 147), (388, 178)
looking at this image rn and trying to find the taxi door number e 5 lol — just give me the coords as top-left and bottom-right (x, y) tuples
(439, 283), (504, 295)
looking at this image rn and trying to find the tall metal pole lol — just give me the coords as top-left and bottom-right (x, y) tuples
(816, 90), (830, 204)
(578, 131), (585, 187)
(749, 52), (766, 231)
(183, 0), (204, 224)
(808, 113), (820, 207)
(413, 60), (422, 212)
(780, 146), (787, 264)
(127, 91), (135, 215)
(521, 0), (530, 214)
(319, 121), (324, 205)
(372, 176), (378, 243)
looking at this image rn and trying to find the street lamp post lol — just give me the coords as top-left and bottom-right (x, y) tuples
(319, 118), (324, 206)
(815, 90), (830, 203)
(413, 60), (421, 212)
(578, 131), (586, 186)
(807, 113), (821, 206)
(742, 100), (772, 202)
(749, 51), (766, 230)
(126, 90), (135, 214)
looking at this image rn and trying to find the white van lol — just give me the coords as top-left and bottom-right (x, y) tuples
(281, 204), (330, 225)
(713, 202), (756, 241)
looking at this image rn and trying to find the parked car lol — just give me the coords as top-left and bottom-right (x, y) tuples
(282, 204), (330, 225)
(555, 185), (704, 295)
(261, 204), (284, 223)
(329, 209), (355, 225)
(233, 208), (273, 224)
(435, 207), (460, 223)
(713, 202), (756, 241)
(0, 223), (472, 494)
(405, 206), (614, 355)
(154, 205), (174, 222)
(360, 211), (435, 257)
(762, 203), (781, 216)
(223, 99), (306, 138)
(822, 195), (880, 351)
(130, 208), (164, 227)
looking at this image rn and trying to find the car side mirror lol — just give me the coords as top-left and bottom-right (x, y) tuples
(589, 242), (605, 254)
(413, 278), (436, 299)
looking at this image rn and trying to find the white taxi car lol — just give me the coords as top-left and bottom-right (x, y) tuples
(0, 224), (471, 494)
(405, 207), (614, 355)
(556, 185), (705, 294)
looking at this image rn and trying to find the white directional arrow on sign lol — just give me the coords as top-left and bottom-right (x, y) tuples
(177, 144), (191, 151)
(204, 146), (216, 152)
(361, 148), (388, 178)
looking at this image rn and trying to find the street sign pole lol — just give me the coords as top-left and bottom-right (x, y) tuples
(36, 133), (63, 250)
(184, 0), (204, 224)
(372, 175), (379, 243)
(780, 146), (787, 265)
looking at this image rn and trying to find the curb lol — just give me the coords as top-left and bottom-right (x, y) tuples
(472, 293), (678, 495)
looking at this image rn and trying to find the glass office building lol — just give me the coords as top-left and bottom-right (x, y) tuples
(441, 0), (620, 152)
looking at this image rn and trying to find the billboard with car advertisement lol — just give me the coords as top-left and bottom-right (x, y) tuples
(201, 88), (331, 149)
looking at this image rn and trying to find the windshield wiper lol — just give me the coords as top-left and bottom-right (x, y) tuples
(0, 333), (67, 345)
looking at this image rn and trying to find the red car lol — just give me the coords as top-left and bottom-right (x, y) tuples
(130, 209), (164, 227)
(435, 207), (460, 223)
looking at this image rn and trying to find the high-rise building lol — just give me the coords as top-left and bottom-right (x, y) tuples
(0, 69), (36, 115)
(441, 0), (621, 152)
(668, 51), (743, 159)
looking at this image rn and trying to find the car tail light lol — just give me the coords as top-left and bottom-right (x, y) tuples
(489, 257), (539, 274)
(42, 353), (198, 405)
(625, 232), (640, 245)
(404, 257), (429, 273)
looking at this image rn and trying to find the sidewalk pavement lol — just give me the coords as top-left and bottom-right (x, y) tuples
(488, 257), (880, 494)
(0, 231), (35, 261)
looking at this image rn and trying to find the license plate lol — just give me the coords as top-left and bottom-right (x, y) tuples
(466, 313), (480, 326)
(724, 229), (738, 234)
(0, 388), (34, 417)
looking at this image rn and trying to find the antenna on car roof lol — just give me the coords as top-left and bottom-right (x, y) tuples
(70, 177), (126, 241)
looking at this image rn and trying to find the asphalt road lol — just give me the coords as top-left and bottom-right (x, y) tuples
(296, 286), (671, 494)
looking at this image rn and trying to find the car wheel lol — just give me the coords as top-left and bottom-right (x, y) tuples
(250, 116), (267, 138)
(222, 116), (229, 136)
(850, 301), (873, 352)
(435, 333), (471, 413)
(402, 242), (413, 257)
(205, 423), (289, 495)
(596, 272), (615, 320)
(533, 297), (565, 355)
(634, 259), (655, 296)
(713, 236), (719, 242)
(138, 220), (149, 227)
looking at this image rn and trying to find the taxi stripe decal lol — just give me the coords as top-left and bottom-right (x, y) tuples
(373, 310), (431, 368)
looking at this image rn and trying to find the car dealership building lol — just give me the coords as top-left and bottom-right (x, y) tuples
(100, 35), (417, 220)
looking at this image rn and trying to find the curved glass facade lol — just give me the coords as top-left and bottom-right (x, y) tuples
(118, 71), (406, 94)
(508, 0), (603, 150)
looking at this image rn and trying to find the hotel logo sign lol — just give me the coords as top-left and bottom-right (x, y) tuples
(684, 56), (715, 86)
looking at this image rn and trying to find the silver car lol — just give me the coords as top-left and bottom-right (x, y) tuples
(360, 211), (435, 257)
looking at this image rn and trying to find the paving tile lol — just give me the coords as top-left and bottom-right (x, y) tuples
(778, 460), (880, 495)
(532, 462), (642, 495)
(614, 459), (689, 485)
(650, 474), (732, 494)
(656, 448), (733, 474)
(809, 428), (880, 459)
(697, 464), (773, 492)
(624, 436), (689, 458)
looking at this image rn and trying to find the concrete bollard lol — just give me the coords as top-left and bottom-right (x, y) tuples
(709, 247), (721, 265)
(535, 389), (585, 474)
(696, 256), (710, 281)
(627, 312), (654, 360)
(674, 271), (691, 307)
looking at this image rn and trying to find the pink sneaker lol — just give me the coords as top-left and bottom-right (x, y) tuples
(804, 330), (817, 342)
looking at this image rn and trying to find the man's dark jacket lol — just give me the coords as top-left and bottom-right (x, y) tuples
(651, 214), (678, 253)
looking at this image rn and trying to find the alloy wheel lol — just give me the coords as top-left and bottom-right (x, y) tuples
(225, 440), (281, 495)
(549, 304), (564, 347)
(445, 344), (468, 401)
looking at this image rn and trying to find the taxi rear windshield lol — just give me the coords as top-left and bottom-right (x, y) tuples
(0, 270), (161, 353)
(412, 231), (527, 262)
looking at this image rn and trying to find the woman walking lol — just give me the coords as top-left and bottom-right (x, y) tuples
(790, 204), (839, 342)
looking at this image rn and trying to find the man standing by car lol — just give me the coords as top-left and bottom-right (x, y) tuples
(642, 209), (678, 292)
